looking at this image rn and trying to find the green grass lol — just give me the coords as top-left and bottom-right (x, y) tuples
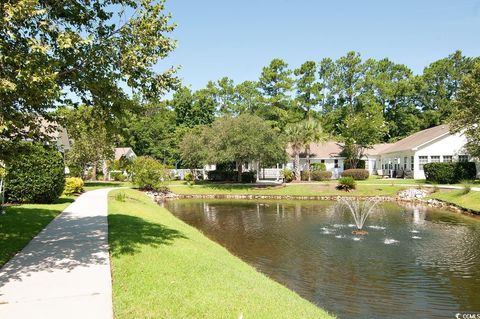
(0, 196), (75, 266)
(84, 181), (132, 192)
(429, 189), (480, 212)
(108, 189), (333, 319)
(168, 182), (407, 197)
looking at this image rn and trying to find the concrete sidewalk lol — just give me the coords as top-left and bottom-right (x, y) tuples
(0, 188), (114, 319)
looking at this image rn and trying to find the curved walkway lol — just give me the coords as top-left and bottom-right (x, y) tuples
(0, 188), (114, 319)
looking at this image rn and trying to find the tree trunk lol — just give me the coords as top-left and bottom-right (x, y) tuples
(237, 161), (243, 183)
(91, 162), (97, 181)
(294, 152), (301, 181)
(306, 145), (311, 181)
(102, 160), (109, 181)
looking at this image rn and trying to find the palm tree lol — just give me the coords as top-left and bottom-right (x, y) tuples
(300, 119), (327, 181)
(285, 123), (304, 181)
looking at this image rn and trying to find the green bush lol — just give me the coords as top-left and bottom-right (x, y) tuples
(300, 171), (309, 181)
(344, 159), (366, 170)
(63, 177), (84, 195)
(110, 171), (127, 182)
(311, 171), (332, 181)
(311, 163), (326, 171)
(341, 169), (369, 180)
(207, 170), (237, 181)
(5, 143), (65, 203)
(424, 162), (477, 184)
(241, 171), (256, 183)
(131, 156), (169, 192)
(336, 176), (356, 192)
(184, 172), (194, 182)
(282, 168), (294, 183)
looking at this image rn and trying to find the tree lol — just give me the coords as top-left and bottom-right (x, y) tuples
(204, 114), (285, 182)
(257, 58), (298, 128)
(300, 120), (328, 181)
(61, 106), (114, 180)
(415, 51), (477, 128)
(0, 0), (177, 147)
(450, 62), (480, 158)
(294, 61), (323, 118)
(338, 105), (387, 169)
(235, 80), (262, 114)
(171, 86), (215, 127)
(179, 126), (209, 174)
(285, 123), (304, 181)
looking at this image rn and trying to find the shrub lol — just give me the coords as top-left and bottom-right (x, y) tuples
(342, 169), (369, 180)
(311, 171), (332, 181)
(110, 171), (126, 182)
(5, 143), (65, 203)
(115, 192), (126, 202)
(207, 170), (237, 181)
(461, 182), (472, 195)
(241, 171), (256, 183)
(336, 176), (356, 192)
(184, 172), (194, 182)
(64, 177), (84, 195)
(131, 156), (169, 192)
(282, 168), (294, 183)
(344, 159), (366, 170)
(311, 163), (326, 171)
(300, 171), (309, 181)
(424, 162), (477, 184)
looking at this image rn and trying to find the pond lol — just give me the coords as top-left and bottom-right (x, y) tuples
(164, 199), (480, 319)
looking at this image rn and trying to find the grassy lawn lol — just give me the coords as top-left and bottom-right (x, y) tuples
(84, 181), (132, 192)
(0, 196), (74, 267)
(168, 182), (407, 197)
(429, 189), (480, 212)
(108, 189), (332, 319)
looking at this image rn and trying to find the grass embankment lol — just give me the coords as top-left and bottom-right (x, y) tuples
(0, 196), (74, 266)
(169, 182), (407, 197)
(108, 189), (332, 319)
(429, 189), (480, 212)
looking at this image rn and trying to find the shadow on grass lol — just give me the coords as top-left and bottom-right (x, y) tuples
(108, 214), (186, 257)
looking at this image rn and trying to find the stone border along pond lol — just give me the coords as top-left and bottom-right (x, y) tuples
(145, 188), (480, 216)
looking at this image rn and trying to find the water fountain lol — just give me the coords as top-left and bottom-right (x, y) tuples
(337, 197), (381, 235)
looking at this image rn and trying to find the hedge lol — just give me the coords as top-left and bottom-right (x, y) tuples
(341, 169), (369, 180)
(344, 159), (366, 170)
(207, 170), (237, 181)
(311, 171), (332, 181)
(424, 162), (477, 184)
(311, 163), (326, 171)
(5, 143), (65, 203)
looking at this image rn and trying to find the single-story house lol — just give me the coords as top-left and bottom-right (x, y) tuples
(114, 147), (137, 161)
(287, 124), (478, 180)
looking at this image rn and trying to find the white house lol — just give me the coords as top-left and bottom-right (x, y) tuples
(114, 147), (137, 161)
(288, 124), (478, 180)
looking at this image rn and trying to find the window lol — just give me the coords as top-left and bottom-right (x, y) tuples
(411, 156), (414, 171)
(404, 157), (408, 170)
(443, 155), (452, 162)
(320, 159), (325, 164)
(459, 155), (469, 162)
(334, 159), (339, 168)
(419, 156), (428, 170)
(430, 156), (440, 163)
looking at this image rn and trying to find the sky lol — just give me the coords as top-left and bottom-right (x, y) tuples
(157, 0), (480, 91)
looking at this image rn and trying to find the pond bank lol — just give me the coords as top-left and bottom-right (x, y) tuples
(108, 189), (333, 319)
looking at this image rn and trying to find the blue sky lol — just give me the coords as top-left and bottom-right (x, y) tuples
(158, 0), (480, 90)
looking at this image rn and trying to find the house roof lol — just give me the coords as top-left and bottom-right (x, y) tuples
(287, 141), (344, 158)
(381, 124), (451, 154)
(115, 147), (135, 160)
(364, 143), (394, 156)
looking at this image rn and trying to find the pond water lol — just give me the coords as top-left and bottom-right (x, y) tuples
(164, 200), (480, 319)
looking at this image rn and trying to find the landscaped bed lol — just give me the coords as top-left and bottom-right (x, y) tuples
(108, 189), (333, 319)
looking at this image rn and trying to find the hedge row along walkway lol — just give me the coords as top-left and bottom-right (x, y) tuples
(0, 189), (113, 319)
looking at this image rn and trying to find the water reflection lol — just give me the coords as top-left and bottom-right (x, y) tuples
(165, 200), (480, 319)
